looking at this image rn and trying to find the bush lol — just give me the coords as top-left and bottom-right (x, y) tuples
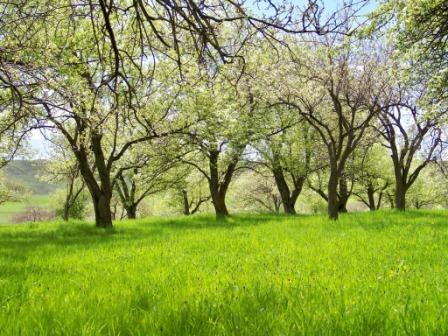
(50, 188), (90, 220)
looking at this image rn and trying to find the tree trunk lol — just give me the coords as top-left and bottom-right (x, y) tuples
(395, 180), (406, 211)
(328, 171), (339, 220)
(208, 149), (235, 218)
(92, 193), (113, 228)
(337, 174), (349, 213)
(338, 201), (348, 213)
(126, 204), (137, 219)
(211, 191), (229, 218)
(282, 199), (296, 215)
(272, 167), (296, 214)
(62, 200), (70, 221)
(182, 189), (190, 215)
(62, 176), (75, 221)
(367, 184), (376, 211)
(78, 132), (114, 228)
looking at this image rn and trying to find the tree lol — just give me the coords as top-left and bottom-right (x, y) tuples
(167, 167), (212, 216)
(238, 172), (282, 213)
(255, 120), (316, 214)
(367, 3), (447, 211)
(307, 158), (356, 213)
(407, 164), (446, 209)
(0, 2), (195, 227)
(41, 138), (86, 220)
(0, 173), (28, 205)
(114, 142), (179, 219)
(376, 88), (443, 211)
(51, 188), (89, 220)
(274, 37), (386, 219)
(178, 64), (258, 218)
(0, 0), (371, 227)
(352, 142), (393, 211)
(369, 0), (448, 106)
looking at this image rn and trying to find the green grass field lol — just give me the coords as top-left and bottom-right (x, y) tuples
(1, 211), (447, 335)
(0, 195), (51, 225)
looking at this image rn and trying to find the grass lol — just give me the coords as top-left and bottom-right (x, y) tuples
(0, 195), (51, 225)
(0, 210), (447, 335)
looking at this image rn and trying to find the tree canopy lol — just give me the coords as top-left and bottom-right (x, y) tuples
(1, 0), (447, 226)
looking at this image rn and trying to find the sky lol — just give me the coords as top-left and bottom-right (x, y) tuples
(27, 0), (379, 159)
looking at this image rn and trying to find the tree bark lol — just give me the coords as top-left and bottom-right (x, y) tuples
(328, 171), (339, 220)
(62, 173), (76, 221)
(338, 201), (348, 213)
(282, 199), (296, 214)
(92, 192), (113, 228)
(272, 167), (296, 215)
(395, 180), (406, 211)
(182, 189), (190, 215)
(125, 204), (137, 219)
(208, 150), (236, 218)
(271, 163), (305, 215)
(337, 174), (349, 213)
(77, 132), (114, 228)
(367, 184), (376, 211)
(210, 190), (229, 217)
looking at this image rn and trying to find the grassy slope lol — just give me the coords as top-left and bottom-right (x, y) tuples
(4, 160), (58, 195)
(0, 211), (447, 335)
(0, 159), (56, 224)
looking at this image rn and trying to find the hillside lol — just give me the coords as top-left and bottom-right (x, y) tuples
(4, 160), (58, 195)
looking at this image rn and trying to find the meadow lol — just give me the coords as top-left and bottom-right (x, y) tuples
(0, 195), (51, 225)
(1, 211), (447, 335)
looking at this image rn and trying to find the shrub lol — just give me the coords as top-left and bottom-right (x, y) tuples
(50, 188), (90, 220)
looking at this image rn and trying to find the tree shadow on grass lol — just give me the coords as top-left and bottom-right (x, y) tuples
(0, 214), (284, 264)
(0, 222), (167, 264)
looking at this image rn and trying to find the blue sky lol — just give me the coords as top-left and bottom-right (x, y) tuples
(320, 0), (378, 13)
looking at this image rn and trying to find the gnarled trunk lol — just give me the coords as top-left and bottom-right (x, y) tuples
(76, 132), (114, 228)
(394, 164), (407, 211)
(92, 192), (113, 228)
(273, 168), (297, 215)
(272, 167), (296, 215)
(272, 164), (305, 215)
(367, 184), (376, 211)
(338, 201), (348, 213)
(282, 199), (296, 215)
(125, 204), (137, 219)
(328, 171), (339, 220)
(208, 149), (237, 218)
(210, 191), (229, 217)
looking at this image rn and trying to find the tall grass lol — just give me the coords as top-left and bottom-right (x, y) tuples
(1, 210), (447, 335)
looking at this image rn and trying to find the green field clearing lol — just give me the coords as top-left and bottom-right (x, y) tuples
(1, 211), (447, 335)
(0, 195), (51, 225)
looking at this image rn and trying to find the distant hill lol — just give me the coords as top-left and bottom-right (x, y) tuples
(4, 160), (58, 195)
